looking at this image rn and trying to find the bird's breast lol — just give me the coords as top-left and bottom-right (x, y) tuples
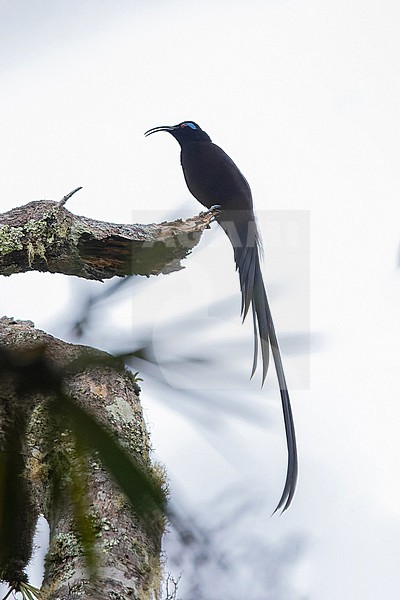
(180, 142), (253, 212)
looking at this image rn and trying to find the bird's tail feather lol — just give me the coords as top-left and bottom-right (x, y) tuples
(260, 282), (298, 513)
(229, 223), (298, 513)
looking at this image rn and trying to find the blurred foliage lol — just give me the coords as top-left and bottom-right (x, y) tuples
(0, 268), (310, 597)
(65, 274), (308, 598)
(164, 487), (304, 600)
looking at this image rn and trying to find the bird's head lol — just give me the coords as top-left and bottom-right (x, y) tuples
(144, 121), (211, 145)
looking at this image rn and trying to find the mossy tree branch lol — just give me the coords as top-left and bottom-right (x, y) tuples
(0, 199), (218, 280)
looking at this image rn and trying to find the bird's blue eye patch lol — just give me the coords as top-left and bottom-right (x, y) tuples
(181, 122), (197, 129)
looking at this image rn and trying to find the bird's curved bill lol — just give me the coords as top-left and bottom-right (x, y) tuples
(144, 125), (176, 137)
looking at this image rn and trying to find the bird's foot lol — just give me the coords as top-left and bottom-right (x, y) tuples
(207, 205), (222, 222)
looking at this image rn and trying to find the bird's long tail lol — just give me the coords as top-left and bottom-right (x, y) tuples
(225, 216), (298, 513)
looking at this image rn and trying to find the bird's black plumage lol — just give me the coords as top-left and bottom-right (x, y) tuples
(145, 121), (298, 512)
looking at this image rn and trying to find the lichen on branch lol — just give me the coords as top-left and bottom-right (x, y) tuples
(0, 200), (218, 280)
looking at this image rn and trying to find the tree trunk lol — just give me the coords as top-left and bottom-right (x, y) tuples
(0, 317), (164, 600)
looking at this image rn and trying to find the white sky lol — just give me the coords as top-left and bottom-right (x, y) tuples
(1, 1), (400, 598)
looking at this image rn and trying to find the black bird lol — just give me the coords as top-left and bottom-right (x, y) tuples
(145, 121), (297, 512)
